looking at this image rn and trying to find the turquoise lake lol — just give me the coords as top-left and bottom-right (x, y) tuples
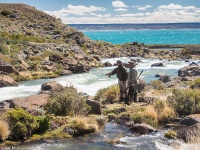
(82, 29), (200, 44)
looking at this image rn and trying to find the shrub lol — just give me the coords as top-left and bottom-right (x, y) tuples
(36, 116), (50, 133)
(2, 108), (39, 140)
(0, 120), (10, 141)
(0, 45), (9, 54)
(46, 85), (90, 116)
(190, 78), (200, 89)
(167, 89), (200, 116)
(94, 85), (120, 104)
(1, 10), (11, 16)
(150, 80), (164, 90)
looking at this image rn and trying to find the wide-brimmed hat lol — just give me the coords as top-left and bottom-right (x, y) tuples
(128, 60), (137, 66)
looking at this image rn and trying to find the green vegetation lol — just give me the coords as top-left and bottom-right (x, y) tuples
(36, 116), (50, 133)
(46, 85), (90, 116)
(1, 10), (11, 16)
(164, 130), (177, 139)
(190, 77), (200, 89)
(94, 84), (120, 104)
(168, 89), (200, 116)
(2, 108), (39, 140)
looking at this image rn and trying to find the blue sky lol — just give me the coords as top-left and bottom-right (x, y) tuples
(1, 0), (200, 24)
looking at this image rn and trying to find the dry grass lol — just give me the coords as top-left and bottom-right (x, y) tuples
(144, 105), (158, 122)
(159, 106), (176, 123)
(0, 120), (10, 141)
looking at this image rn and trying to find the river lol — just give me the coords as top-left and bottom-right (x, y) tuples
(1, 57), (199, 150)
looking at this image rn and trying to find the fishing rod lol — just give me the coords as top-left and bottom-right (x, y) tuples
(137, 70), (143, 79)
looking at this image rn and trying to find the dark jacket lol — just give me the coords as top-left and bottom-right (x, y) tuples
(109, 65), (127, 81)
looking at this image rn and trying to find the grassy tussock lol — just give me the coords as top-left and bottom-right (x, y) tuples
(0, 120), (10, 141)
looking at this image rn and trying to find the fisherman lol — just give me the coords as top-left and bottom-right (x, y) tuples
(127, 60), (138, 103)
(105, 60), (128, 102)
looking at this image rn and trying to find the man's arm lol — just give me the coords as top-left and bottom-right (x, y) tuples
(105, 67), (118, 77)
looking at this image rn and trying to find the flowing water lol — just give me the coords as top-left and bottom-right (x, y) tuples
(0, 57), (198, 101)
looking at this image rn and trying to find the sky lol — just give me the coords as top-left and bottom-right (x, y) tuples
(1, 0), (200, 24)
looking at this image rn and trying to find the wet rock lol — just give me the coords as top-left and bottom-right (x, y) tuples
(151, 63), (165, 67)
(41, 81), (64, 93)
(116, 116), (134, 127)
(104, 62), (112, 67)
(159, 75), (172, 83)
(189, 62), (198, 66)
(130, 123), (156, 135)
(173, 115), (200, 143)
(86, 99), (101, 115)
(178, 66), (200, 77)
(0, 75), (18, 88)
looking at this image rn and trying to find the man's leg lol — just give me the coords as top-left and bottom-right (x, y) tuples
(118, 80), (127, 102)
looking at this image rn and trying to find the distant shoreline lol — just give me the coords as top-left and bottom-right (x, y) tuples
(69, 23), (200, 31)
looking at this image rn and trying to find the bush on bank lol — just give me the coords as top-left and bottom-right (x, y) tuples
(46, 85), (90, 116)
(2, 108), (39, 140)
(94, 84), (120, 104)
(168, 89), (200, 116)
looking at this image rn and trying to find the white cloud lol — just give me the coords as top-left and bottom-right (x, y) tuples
(138, 5), (152, 10)
(132, 5), (152, 10)
(62, 4), (106, 15)
(157, 3), (196, 10)
(114, 8), (128, 12)
(44, 3), (200, 24)
(112, 0), (128, 8)
(44, 4), (105, 17)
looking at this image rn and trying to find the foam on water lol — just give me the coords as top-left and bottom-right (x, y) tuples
(0, 57), (197, 101)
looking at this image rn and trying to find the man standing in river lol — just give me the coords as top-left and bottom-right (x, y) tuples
(106, 60), (128, 102)
(127, 60), (138, 103)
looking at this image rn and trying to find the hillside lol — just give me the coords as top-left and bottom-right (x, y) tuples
(0, 3), (199, 82)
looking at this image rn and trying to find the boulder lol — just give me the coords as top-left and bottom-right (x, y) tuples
(73, 62), (90, 73)
(159, 75), (172, 83)
(189, 62), (198, 66)
(0, 75), (18, 88)
(61, 70), (72, 75)
(86, 99), (101, 115)
(130, 123), (156, 135)
(116, 116), (134, 127)
(103, 62), (112, 67)
(178, 66), (200, 77)
(151, 63), (165, 67)
(173, 115), (200, 143)
(1, 94), (50, 110)
(41, 81), (64, 93)
(0, 64), (19, 75)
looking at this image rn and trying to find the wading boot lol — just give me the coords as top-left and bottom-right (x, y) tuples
(134, 92), (137, 102)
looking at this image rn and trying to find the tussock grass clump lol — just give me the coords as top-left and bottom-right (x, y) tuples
(0, 120), (10, 142)
(153, 99), (176, 124)
(94, 84), (120, 104)
(190, 77), (200, 89)
(150, 80), (165, 90)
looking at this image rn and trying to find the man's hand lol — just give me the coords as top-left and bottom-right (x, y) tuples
(105, 73), (111, 77)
